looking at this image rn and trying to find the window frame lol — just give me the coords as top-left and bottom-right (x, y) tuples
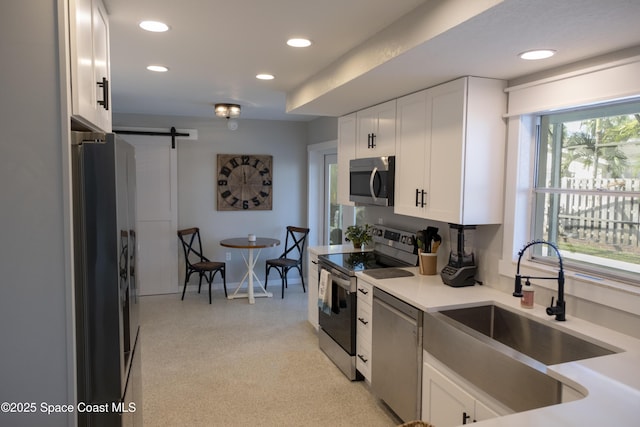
(530, 101), (640, 285)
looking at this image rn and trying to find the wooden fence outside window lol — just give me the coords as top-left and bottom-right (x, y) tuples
(553, 178), (639, 256)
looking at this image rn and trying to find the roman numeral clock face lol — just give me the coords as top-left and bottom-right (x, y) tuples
(217, 154), (273, 210)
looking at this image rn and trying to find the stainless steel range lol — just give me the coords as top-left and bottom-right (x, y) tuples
(317, 225), (418, 380)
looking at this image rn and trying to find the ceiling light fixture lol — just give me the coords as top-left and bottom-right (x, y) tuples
(146, 65), (168, 72)
(287, 38), (312, 48)
(518, 49), (556, 60)
(214, 103), (241, 119)
(139, 20), (169, 32)
(256, 74), (275, 80)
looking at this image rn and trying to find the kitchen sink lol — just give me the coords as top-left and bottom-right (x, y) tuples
(440, 304), (615, 365)
(423, 304), (620, 413)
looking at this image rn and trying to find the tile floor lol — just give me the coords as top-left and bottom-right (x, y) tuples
(139, 286), (399, 426)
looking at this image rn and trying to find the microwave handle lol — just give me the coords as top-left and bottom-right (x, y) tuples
(369, 167), (378, 202)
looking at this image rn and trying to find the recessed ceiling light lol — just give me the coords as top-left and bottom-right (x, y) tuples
(518, 49), (556, 60)
(147, 65), (168, 72)
(286, 38), (312, 48)
(256, 74), (275, 80)
(139, 20), (169, 32)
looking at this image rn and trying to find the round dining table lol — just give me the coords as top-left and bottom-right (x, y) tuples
(220, 237), (280, 304)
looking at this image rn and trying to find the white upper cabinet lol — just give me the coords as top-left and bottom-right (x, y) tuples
(337, 101), (396, 206)
(394, 77), (506, 224)
(337, 113), (356, 206)
(355, 100), (396, 158)
(394, 89), (432, 218)
(69, 0), (112, 132)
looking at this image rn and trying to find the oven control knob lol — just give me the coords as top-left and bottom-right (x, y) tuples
(407, 236), (415, 245)
(400, 236), (406, 244)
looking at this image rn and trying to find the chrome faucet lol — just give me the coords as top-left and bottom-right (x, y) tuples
(513, 240), (566, 321)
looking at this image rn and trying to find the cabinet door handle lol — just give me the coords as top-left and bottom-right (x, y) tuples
(357, 288), (368, 295)
(358, 317), (369, 325)
(415, 189), (420, 207)
(370, 133), (376, 148)
(420, 190), (426, 208)
(97, 77), (109, 110)
(357, 354), (368, 363)
(462, 411), (471, 425)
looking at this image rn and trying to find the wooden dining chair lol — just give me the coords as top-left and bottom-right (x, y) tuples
(177, 227), (227, 304)
(265, 226), (310, 298)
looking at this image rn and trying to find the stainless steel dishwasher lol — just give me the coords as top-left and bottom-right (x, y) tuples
(371, 288), (423, 422)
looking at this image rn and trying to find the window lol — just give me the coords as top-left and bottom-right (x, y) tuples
(534, 101), (640, 282)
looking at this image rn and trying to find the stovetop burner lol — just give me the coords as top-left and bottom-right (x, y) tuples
(318, 225), (418, 276)
(319, 251), (407, 273)
(363, 268), (414, 280)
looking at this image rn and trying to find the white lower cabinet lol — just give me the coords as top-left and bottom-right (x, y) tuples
(307, 252), (319, 330)
(356, 333), (372, 381)
(473, 398), (501, 424)
(422, 357), (502, 426)
(356, 279), (374, 382)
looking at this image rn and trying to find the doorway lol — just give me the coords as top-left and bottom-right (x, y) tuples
(325, 153), (343, 245)
(307, 141), (355, 247)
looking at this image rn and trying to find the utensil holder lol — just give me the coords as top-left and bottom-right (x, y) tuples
(419, 251), (437, 275)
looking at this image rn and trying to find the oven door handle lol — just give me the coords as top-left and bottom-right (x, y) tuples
(332, 276), (351, 292)
(320, 266), (352, 291)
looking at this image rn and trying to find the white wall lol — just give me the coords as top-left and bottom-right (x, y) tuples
(307, 116), (338, 145)
(114, 114), (309, 284)
(0, 1), (75, 426)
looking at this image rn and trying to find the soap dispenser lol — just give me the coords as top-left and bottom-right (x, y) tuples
(520, 279), (534, 309)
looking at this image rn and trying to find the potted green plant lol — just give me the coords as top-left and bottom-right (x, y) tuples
(345, 224), (372, 249)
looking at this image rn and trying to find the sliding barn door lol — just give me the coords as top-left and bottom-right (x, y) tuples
(123, 134), (178, 295)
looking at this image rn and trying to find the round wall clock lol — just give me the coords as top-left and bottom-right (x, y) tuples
(217, 154), (273, 211)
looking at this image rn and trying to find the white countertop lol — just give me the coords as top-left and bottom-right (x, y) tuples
(309, 244), (371, 255)
(357, 266), (640, 426)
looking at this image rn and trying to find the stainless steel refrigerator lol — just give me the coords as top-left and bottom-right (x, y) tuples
(72, 132), (141, 427)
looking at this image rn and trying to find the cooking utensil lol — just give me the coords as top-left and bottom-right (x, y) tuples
(424, 227), (442, 253)
(424, 226), (439, 253)
(432, 234), (442, 253)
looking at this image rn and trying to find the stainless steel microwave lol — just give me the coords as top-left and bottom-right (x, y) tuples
(349, 156), (395, 206)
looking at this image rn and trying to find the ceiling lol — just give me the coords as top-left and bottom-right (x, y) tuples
(104, 0), (640, 122)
